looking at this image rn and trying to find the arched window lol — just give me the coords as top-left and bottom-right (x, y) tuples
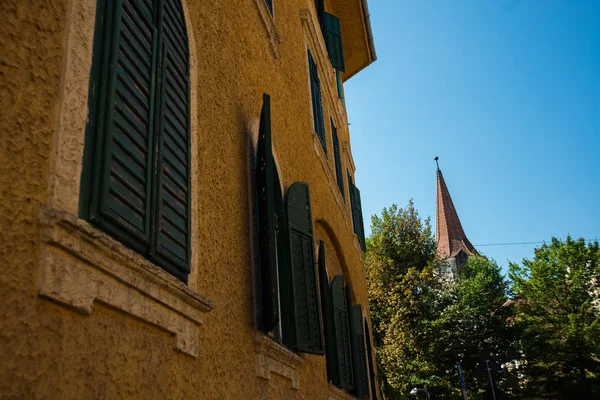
(80, 0), (191, 282)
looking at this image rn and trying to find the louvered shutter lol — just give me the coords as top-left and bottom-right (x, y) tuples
(354, 186), (366, 251)
(365, 319), (378, 400)
(336, 70), (344, 99)
(256, 94), (279, 333)
(286, 183), (323, 353)
(348, 171), (358, 233)
(332, 121), (344, 199)
(318, 242), (338, 381)
(351, 305), (369, 398)
(347, 172), (366, 251)
(323, 12), (345, 72)
(88, 0), (159, 254)
(308, 50), (326, 153)
(153, 0), (191, 280)
(331, 275), (354, 389)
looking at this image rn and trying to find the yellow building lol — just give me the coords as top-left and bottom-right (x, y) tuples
(0, 0), (377, 398)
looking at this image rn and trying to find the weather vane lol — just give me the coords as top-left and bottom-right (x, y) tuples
(434, 156), (440, 171)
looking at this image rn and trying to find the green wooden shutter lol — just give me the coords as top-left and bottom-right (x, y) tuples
(323, 12), (345, 72)
(286, 183), (323, 353)
(83, 0), (193, 281)
(365, 319), (378, 400)
(354, 186), (366, 251)
(153, 0), (191, 280)
(87, 0), (159, 254)
(336, 70), (344, 99)
(348, 171), (358, 233)
(308, 50), (326, 153)
(332, 120), (344, 199)
(351, 305), (369, 398)
(256, 94), (279, 333)
(347, 171), (366, 251)
(318, 242), (338, 382)
(332, 275), (354, 389)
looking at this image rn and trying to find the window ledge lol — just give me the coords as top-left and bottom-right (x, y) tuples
(328, 384), (356, 400)
(254, 333), (305, 390)
(38, 207), (213, 358)
(252, 0), (280, 58)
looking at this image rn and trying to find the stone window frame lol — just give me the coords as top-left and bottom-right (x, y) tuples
(40, 0), (212, 358)
(252, 0), (281, 58)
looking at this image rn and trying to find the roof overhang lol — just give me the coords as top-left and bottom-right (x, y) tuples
(329, 0), (377, 81)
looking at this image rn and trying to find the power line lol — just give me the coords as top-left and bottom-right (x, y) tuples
(475, 238), (598, 247)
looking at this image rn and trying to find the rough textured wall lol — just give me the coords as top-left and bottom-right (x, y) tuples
(0, 0), (69, 397)
(0, 0), (376, 399)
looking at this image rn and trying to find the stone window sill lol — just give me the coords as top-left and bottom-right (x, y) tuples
(328, 384), (357, 400)
(252, 0), (281, 58)
(254, 333), (305, 390)
(38, 207), (213, 358)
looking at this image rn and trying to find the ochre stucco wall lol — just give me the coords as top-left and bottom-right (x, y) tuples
(0, 0), (377, 399)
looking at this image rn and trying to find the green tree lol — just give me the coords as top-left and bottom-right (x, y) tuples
(366, 202), (518, 399)
(509, 237), (600, 399)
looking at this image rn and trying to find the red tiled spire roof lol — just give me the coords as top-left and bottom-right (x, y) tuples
(435, 167), (477, 259)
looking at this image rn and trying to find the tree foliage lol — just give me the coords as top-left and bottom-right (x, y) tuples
(366, 202), (518, 399)
(508, 237), (600, 398)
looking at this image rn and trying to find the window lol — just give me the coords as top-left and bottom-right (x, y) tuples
(256, 94), (324, 354)
(350, 305), (370, 398)
(365, 319), (378, 400)
(320, 242), (375, 398)
(323, 12), (345, 72)
(336, 70), (345, 108)
(331, 120), (344, 199)
(308, 50), (327, 154)
(315, 0), (325, 30)
(347, 171), (366, 251)
(265, 0), (273, 15)
(331, 274), (354, 389)
(318, 242), (338, 382)
(80, 0), (191, 282)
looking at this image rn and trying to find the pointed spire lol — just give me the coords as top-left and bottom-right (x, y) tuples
(435, 159), (476, 259)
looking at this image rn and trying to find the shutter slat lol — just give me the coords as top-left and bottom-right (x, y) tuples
(107, 178), (145, 217)
(111, 131), (147, 170)
(110, 148), (145, 186)
(286, 183), (324, 354)
(332, 275), (354, 389)
(109, 163), (146, 200)
(121, 3), (152, 55)
(113, 106), (148, 143)
(106, 189), (145, 228)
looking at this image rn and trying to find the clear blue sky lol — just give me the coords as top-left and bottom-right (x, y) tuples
(344, 0), (600, 273)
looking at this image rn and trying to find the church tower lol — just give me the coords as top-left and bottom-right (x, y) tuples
(435, 157), (477, 271)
